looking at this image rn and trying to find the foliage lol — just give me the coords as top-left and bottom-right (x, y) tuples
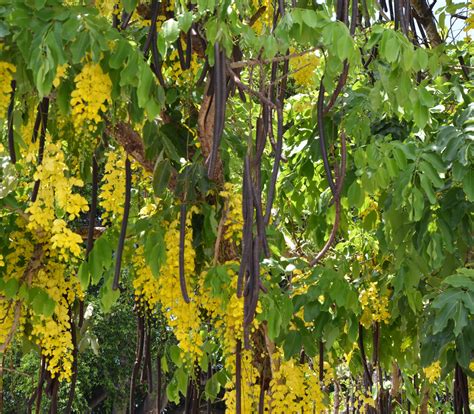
(0, 0), (473, 413)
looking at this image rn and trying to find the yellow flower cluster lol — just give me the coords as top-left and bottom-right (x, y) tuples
(20, 109), (38, 163)
(0, 228), (34, 350)
(70, 62), (112, 132)
(99, 149), (126, 223)
(52, 64), (68, 88)
(423, 360), (441, 383)
(251, 0), (274, 33)
(224, 348), (261, 413)
(289, 49), (320, 87)
(157, 208), (203, 361)
(30, 261), (82, 382)
(26, 141), (88, 258)
(269, 356), (325, 413)
(50, 219), (84, 259)
(163, 46), (201, 86)
(219, 183), (243, 243)
(132, 246), (160, 311)
(0, 61), (15, 119)
(95, 0), (119, 18)
(0, 300), (16, 348)
(353, 390), (376, 412)
(359, 282), (390, 328)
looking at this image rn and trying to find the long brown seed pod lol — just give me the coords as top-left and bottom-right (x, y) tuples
(177, 38), (187, 71)
(309, 132), (346, 266)
(350, 0), (359, 35)
(151, 29), (166, 87)
(185, 29), (192, 69)
(31, 97), (50, 203)
(196, 60), (209, 86)
(7, 80), (16, 164)
(31, 104), (42, 143)
(244, 237), (260, 326)
(113, 157), (132, 290)
(264, 104), (283, 225)
(237, 156), (254, 297)
(323, 61), (350, 116)
(143, 0), (159, 54)
(251, 181), (269, 258)
(235, 339), (242, 414)
(207, 43), (226, 179)
(179, 203), (191, 303)
(317, 82), (337, 196)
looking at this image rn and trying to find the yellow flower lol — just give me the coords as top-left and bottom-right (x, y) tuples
(423, 361), (441, 383)
(71, 62), (112, 132)
(0, 61), (16, 119)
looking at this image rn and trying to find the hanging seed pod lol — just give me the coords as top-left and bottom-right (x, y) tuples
(264, 104), (283, 225)
(113, 157), (132, 290)
(31, 98), (50, 203)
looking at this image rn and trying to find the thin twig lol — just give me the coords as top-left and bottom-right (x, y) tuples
(230, 47), (317, 69)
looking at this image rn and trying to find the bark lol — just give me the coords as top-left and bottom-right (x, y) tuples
(105, 122), (154, 173)
(410, 0), (442, 46)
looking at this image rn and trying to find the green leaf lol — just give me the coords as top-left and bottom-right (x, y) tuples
(283, 330), (302, 359)
(409, 187), (424, 222)
(267, 301), (282, 340)
(4, 279), (19, 298)
(382, 31), (400, 63)
(178, 11), (193, 33)
(205, 371), (223, 401)
(121, 0), (137, 13)
(137, 65), (154, 109)
(153, 159), (172, 197)
(347, 180), (365, 209)
(419, 160), (444, 188)
(109, 41), (130, 69)
(162, 19), (180, 42)
(419, 173), (436, 204)
(169, 344), (182, 366)
(78, 261), (90, 290)
(462, 170), (474, 201)
(100, 286), (120, 313)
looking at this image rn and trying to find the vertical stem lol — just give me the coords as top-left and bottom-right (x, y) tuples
(156, 356), (162, 414)
(130, 315), (145, 414)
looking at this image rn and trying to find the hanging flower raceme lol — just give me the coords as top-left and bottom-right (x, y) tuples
(269, 355), (325, 413)
(132, 246), (160, 311)
(156, 207), (203, 361)
(52, 63), (68, 88)
(70, 62), (112, 132)
(359, 282), (391, 328)
(30, 260), (83, 382)
(219, 183), (244, 244)
(26, 140), (88, 257)
(0, 61), (15, 119)
(289, 48), (320, 87)
(99, 149), (126, 223)
(423, 360), (441, 383)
